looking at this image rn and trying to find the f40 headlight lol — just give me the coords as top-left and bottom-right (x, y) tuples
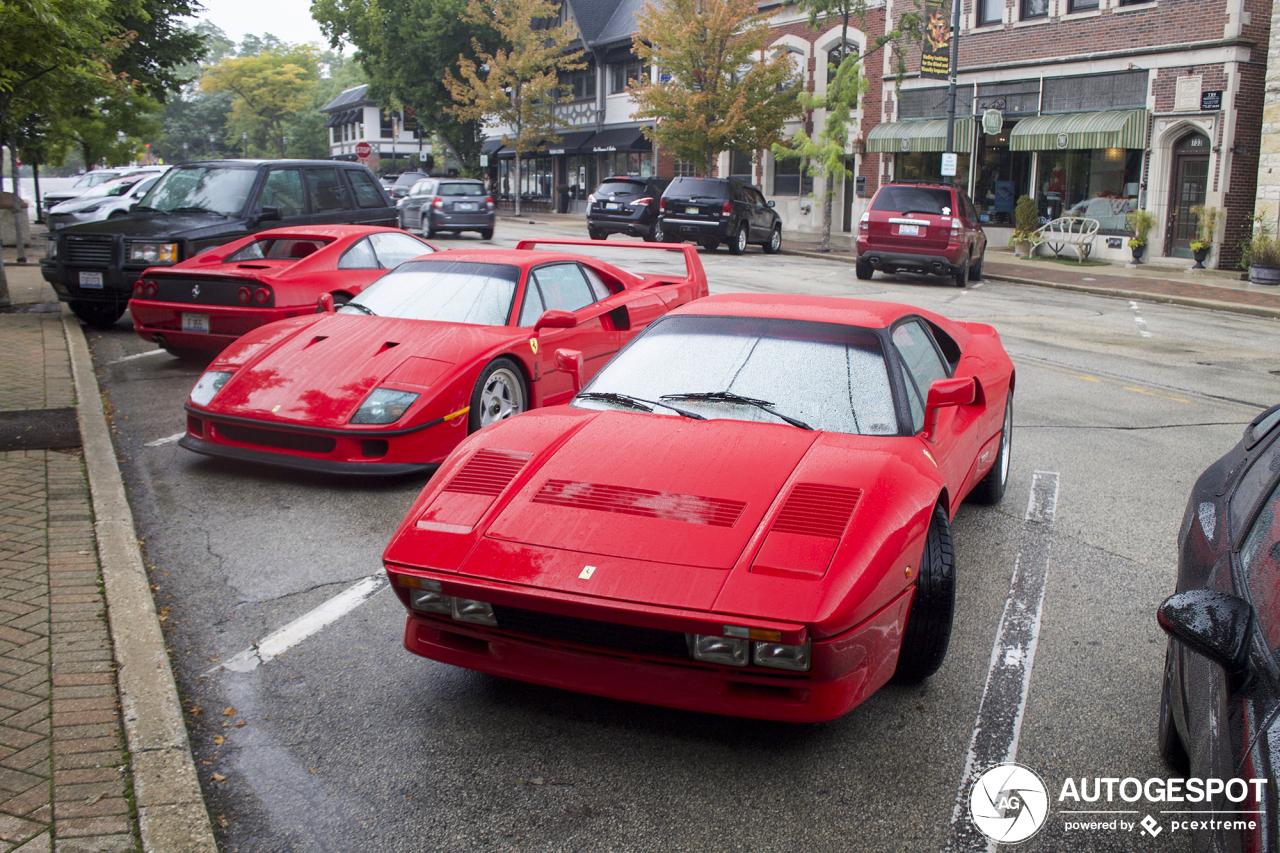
(189, 371), (233, 406)
(351, 388), (419, 424)
(129, 241), (179, 264)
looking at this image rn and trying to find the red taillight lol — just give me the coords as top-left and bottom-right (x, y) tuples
(721, 201), (733, 216)
(432, 196), (444, 209)
(253, 287), (270, 305)
(237, 286), (252, 304)
(635, 197), (653, 206)
(133, 282), (145, 298)
(659, 198), (666, 212)
(485, 196), (494, 210)
(144, 280), (158, 299)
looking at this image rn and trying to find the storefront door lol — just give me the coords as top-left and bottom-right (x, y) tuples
(1167, 133), (1210, 258)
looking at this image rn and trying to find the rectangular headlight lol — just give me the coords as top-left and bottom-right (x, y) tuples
(687, 634), (749, 666)
(408, 587), (453, 615)
(129, 241), (179, 264)
(753, 641), (811, 671)
(451, 598), (497, 626)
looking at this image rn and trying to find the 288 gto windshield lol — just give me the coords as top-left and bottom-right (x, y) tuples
(575, 315), (899, 435)
(339, 260), (519, 324)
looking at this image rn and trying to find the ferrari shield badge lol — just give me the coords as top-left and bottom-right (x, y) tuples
(530, 338), (539, 354)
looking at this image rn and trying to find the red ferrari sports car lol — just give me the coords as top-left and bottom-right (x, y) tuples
(382, 294), (1015, 722)
(180, 239), (709, 475)
(129, 225), (436, 358)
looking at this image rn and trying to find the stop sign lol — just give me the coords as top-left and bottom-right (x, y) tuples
(355, 141), (372, 159)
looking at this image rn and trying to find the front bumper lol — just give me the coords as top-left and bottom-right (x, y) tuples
(391, 571), (912, 722)
(181, 406), (466, 475)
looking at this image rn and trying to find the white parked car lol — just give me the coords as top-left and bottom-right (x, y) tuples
(41, 165), (168, 213)
(46, 172), (166, 231)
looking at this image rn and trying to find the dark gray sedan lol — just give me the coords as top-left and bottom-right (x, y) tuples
(397, 178), (494, 240)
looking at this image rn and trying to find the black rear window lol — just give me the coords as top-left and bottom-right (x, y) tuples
(663, 178), (730, 201)
(437, 182), (486, 197)
(872, 186), (955, 215)
(594, 179), (647, 197)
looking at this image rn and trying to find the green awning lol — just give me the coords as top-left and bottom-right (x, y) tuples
(866, 118), (974, 154)
(1009, 109), (1150, 152)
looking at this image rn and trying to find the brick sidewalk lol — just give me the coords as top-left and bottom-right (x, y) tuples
(0, 307), (140, 850)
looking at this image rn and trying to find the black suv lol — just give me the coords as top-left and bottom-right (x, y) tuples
(586, 175), (668, 241)
(656, 177), (782, 254)
(41, 159), (397, 327)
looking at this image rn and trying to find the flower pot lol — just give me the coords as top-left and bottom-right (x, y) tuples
(1014, 240), (1031, 259)
(1249, 263), (1280, 286)
(1192, 247), (1210, 269)
(1131, 245), (1145, 264)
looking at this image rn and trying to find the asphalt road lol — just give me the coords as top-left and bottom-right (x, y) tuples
(84, 217), (1279, 852)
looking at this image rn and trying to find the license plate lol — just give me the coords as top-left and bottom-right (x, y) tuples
(456, 202), (477, 211)
(79, 271), (104, 289)
(606, 203), (620, 210)
(685, 206), (699, 215)
(898, 224), (920, 236)
(181, 313), (210, 334)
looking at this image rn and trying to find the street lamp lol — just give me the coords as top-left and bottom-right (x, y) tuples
(242, 131), (248, 158)
(209, 134), (215, 158)
(183, 141), (188, 163)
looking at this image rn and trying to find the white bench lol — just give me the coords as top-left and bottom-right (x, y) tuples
(1029, 217), (1100, 262)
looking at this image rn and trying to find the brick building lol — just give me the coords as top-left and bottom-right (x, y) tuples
(867, 0), (1271, 268)
(1257, 0), (1280, 241)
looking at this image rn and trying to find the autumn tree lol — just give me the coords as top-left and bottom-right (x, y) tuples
(201, 47), (321, 158)
(773, 0), (922, 250)
(630, 0), (799, 177)
(444, 0), (583, 215)
(314, 0), (502, 178)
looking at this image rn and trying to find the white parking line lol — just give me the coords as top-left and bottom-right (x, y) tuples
(109, 349), (167, 364)
(946, 471), (1060, 852)
(145, 432), (185, 447)
(1128, 301), (1153, 338)
(213, 574), (388, 674)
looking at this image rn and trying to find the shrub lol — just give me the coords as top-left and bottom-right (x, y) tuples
(1126, 209), (1156, 245)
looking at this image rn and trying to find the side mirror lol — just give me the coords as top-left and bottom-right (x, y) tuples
(317, 293), (335, 314)
(1158, 590), (1254, 676)
(555, 348), (584, 392)
(767, 200), (776, 208)
(922, 376), (976, 440)
(257, 205), (282, 224)
(535, 309), (578, 330)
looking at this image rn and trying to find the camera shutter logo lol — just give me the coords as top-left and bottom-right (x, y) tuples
(969, 763), (1049, 844)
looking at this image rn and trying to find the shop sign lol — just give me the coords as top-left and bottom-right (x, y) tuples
(1055, 132), (1069, 150)
(983, 109), (1003, 136)
(921, 0), (952, 80)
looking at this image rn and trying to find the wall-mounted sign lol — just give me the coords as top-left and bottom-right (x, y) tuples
(1055, 132), (1069, 150)
(1200, 90), (1223, 111)
(982, 109), (1004, 136)
(941, 152), (958, 177)
(921, 0), (952, 80)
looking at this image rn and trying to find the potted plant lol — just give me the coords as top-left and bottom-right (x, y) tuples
(1248, 234), (1280, 286)
(1126, 209), (1156, 264)
(1008, 195), (1038, 258)
(1189, 205), (1222, 269)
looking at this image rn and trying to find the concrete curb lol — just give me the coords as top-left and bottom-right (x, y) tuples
(63, 309), (218, 853)
(778, 248), (1280, 320)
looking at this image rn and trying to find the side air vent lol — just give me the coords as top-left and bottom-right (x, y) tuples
(445, 449), (532, 496)
(532, 479), (746, 528)
(770, 484), (861, 538)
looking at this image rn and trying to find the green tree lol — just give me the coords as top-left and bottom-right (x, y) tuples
(630, 0), (799, 176)
(444, 0), (584, 215)
(772, 0), (921, 250)
(313, 0), (502, 177)
(201, 47), (321, 158)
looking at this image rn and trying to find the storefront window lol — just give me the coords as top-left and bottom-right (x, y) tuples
(601, 151), (653, 178)
(566, 154), (597, 200)
(895, 152), (970, 189)
(1035, 148), (1141, 232)
(973, 122), (1031, 225)
(773, 156), (813, 195)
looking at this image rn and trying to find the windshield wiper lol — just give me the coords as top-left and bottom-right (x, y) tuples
(577, 391), (704, 420)
(130, 206), (167, 214)
(170, 206), (226, 216)
(340, 302), (376, 316)
(660, 391), (813, 430)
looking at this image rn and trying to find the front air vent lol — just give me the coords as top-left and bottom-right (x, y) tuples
(65, 239), (113, 265)
(532, 479), (746, 528)
(770, 484), (862, 538)
(444, 449), (532, 496)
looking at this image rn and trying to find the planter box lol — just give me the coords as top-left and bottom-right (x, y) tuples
(1249, 263), (1280, 286)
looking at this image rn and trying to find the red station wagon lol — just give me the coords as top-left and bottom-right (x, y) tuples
(856, 181), (987, 287)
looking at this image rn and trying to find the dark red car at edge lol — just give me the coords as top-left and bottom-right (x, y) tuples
(856, 181), (987, 287)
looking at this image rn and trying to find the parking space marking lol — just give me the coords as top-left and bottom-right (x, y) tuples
(946, 471), (1060, 852)
(109, 349), (167, 364)
(1128, 301), (1153, 338)
(145, 432), (186, 447)
(213, 574), (388, 674)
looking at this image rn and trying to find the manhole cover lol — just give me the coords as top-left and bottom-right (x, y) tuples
(0, 408), (81, 450)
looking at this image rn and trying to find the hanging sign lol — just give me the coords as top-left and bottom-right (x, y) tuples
(921, 0), (952, 80)
(982, 109), (1003, 136)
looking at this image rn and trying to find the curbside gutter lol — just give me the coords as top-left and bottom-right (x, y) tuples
(778, 247), (1280, 321)
(63, 310), (219, 853)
